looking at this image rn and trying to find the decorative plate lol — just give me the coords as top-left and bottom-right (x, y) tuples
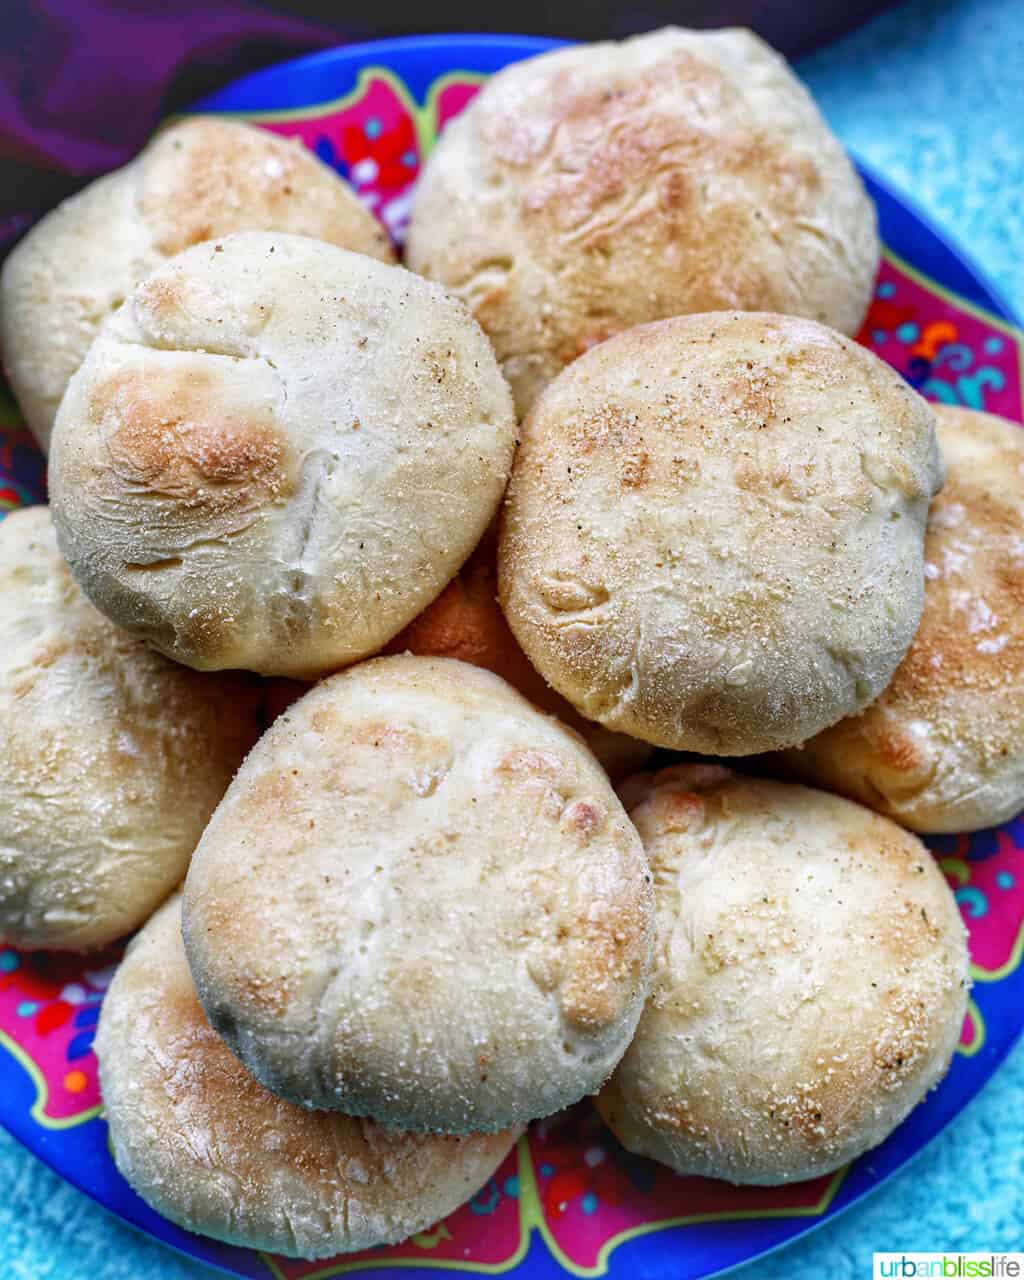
(1, 33), (1022, 1280)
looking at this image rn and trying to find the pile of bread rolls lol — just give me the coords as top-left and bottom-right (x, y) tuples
(4, 25), (1014, 1261)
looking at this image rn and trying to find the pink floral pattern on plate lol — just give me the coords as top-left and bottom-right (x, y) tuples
(0, 946), (119, 1125)
(858, 258), (1023, 419)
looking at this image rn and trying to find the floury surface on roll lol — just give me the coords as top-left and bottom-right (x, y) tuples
(97, 896), (520, 1259)
(407, 26), (879, 415)
(0, 116), (394, 453)
(50, 232), (517, 679)
(597, 765), (970, 1185)
(779, 405), (1024, 833)
(183, 655), (654, 1133)
(499, 312), (942, 756)
(0, 507), (262, 950)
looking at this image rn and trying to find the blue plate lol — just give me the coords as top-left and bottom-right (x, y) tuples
(0, 33), (1022, 1280)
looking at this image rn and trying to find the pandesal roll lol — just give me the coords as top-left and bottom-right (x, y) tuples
(97, 895), (520, 1258)
(597, 765), (969, 1184)
(51, 232), (517, 679)
(1, 116), (394, 451)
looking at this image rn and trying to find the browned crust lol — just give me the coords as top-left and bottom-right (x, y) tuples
(498, 311), (939, 756)
(407, 28), (878, 414)
(92, 365), (289, 502)
(598, 766), (969, 1183)
(0, 506), (263, 950)
(781, 405), (1024, 830)
(385, 533), (651, 780)
(97, 897), (519, 1257)
(182, 656), (654, 1132)
(140, 117), (394, 262)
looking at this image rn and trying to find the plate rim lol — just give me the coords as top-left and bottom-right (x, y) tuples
(196, 33), (1024, 327)
(2, 29), (1022, 1280)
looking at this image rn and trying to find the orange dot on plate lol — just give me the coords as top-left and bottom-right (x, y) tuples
(63, 1070), (88, 1094)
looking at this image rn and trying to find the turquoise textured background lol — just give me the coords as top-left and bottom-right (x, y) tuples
(1, 0), (1021, 1274)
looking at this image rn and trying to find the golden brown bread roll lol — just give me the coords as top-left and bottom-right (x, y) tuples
(183, 656), (655, 1133)
(597, 765), (969, 1184)
(0, 506), (262, 950)
(780, 405), (1024, 831)
(407, 27), (878, 415)
(385, 529), (652, 780)
(0, 116), (394, 451)
(499, 312), (942, 755)
(98, 895), (520, 1258)
(50, 232), (517, 679)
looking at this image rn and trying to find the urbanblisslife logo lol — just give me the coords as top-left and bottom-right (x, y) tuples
(875, 1257), (1024, 1279)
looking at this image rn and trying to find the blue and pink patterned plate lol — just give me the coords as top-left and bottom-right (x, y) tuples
(1, 33), (1022, 1280)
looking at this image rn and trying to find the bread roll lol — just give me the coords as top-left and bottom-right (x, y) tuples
(499, 311), (942, 755)
(50, 231), (517, 679)
(183, 655), (654, 1133)
(0, 116), (393, 451)
(0, 506), (261, 950)
(97, 895), (519, 1258)
(407, 26), (878, 415)
(780, 406), (1024, 831)
(597, 765), (969, 1184)
(385, 529), (651, 780)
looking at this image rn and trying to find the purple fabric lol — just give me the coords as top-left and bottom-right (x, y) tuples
(0, 0), (336, 251)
